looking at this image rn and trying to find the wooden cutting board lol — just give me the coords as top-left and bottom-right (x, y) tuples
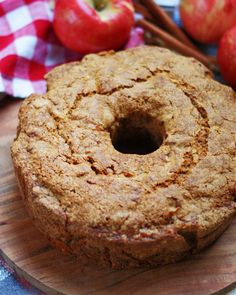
(0, 98), (236, 295)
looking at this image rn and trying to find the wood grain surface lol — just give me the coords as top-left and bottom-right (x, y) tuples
(0, 98), (235, 295)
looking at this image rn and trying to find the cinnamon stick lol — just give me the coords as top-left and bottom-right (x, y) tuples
(141, 0), (197, 49)
(134, 2), (154, 21)
(137, 18), (215, 70)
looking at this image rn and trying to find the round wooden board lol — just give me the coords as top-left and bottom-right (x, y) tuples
(0, 99), (236, 295)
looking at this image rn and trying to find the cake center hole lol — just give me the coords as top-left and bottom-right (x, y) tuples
(110, 113), (165, 155)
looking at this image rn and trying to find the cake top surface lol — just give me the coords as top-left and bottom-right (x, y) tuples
(12, 46), (236, 241)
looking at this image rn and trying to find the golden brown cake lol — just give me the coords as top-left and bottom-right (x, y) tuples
(11, 46), (236, 268)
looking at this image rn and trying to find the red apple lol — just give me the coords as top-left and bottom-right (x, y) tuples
(218, 25), (236, 89)
(53, 0), (134, 54)
(180, 0), (236, 44)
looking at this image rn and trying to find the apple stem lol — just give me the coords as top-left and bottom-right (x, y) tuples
(93, 0), (107, 11)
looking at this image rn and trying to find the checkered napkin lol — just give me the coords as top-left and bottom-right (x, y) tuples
(0, 0), (144, 98)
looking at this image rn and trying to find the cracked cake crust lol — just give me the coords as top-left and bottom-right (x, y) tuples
(11, 46), (236, 268)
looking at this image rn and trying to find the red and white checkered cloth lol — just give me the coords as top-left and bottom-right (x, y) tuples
(0, 0), (144, 98)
